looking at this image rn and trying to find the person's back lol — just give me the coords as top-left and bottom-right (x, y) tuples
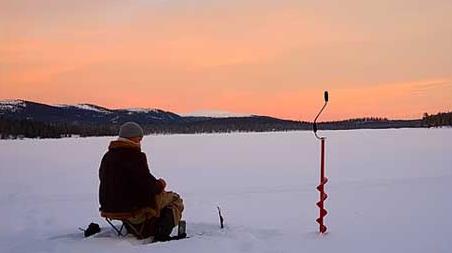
(98, 122), (184, 240)
(99, 139), (162, 213)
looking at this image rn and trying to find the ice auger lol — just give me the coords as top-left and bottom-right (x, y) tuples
(313, 91), (329, 234)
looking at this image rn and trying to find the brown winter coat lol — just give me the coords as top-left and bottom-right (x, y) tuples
(98, 140), (165, 213)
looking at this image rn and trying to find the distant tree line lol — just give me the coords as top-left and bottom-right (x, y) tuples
(317, 117), (423, 130)
(1, 112), (450, 139)
(0, 116), (311, 139)
(0, 117), (67, 139)
(143, 117), (311, 134)
(422, 112), (452, 127)
(0, 117), (118, 139)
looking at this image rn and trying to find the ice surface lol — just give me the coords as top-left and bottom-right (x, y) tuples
(0, 129), (451, 253)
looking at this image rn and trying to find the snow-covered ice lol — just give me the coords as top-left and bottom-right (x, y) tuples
(0, 128), (451, 253)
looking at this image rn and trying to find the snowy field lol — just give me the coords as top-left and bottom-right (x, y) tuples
(0, 128), (451, 253)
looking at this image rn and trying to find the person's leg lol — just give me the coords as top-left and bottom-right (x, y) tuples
(155, 207), (175, 240)
(154, 191), (184, 240)
(124, 217), (158, 239)
(125, 192), (184, 240)
(125, 207), (159, 239)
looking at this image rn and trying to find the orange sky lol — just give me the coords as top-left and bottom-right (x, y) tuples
(1, 0), (451, 120)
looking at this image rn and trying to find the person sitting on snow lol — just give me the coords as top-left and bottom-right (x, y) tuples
(98, 122), (184, 240)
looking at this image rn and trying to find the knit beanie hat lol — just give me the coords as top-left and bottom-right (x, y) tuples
(119, 122), (144, 138)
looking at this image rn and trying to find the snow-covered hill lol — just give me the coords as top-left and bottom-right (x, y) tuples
(0, 99), (183, 124)
(0, 129), (451, 253)
(54, 103), (113, 114)
(181, 110), (252, 118)
(0, 99), (27, 113)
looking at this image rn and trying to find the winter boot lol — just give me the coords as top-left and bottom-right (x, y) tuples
(154, 207), (176, 241)
(177, 220), (187, 238)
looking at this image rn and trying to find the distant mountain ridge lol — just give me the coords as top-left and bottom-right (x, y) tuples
(2, 99), (448, 139)
(1, 99), (308, 138)
(0, 99), (188, 125)
(181, 110), (253, 118)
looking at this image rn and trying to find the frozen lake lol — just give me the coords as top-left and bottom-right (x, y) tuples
(0, 128), (451, 253)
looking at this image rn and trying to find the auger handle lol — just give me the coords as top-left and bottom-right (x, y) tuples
(313, 91), (329, 139)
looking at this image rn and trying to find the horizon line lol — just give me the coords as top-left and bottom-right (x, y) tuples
(1, 98), (449, 122)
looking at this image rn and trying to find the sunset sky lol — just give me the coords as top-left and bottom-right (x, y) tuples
(1, 0), (451, 120)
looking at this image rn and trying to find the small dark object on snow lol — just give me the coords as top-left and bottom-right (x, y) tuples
(81, 223), (101, 237)
(217, 206), (224, 229)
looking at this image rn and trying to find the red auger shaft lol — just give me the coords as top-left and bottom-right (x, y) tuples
(316, 137), (328, 233)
